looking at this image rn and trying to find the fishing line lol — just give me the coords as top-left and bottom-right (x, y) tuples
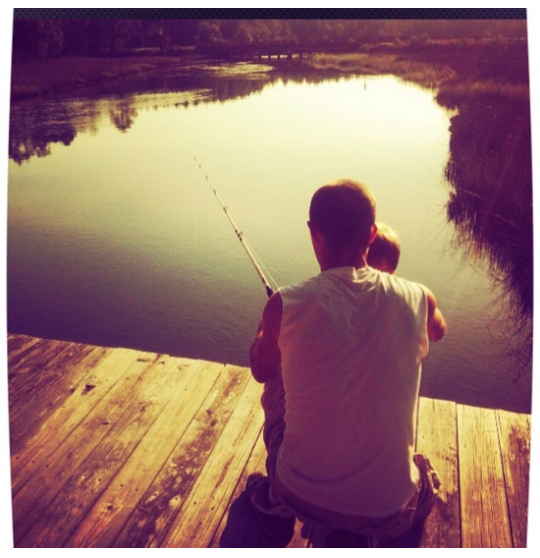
(194, 157), (278, 298)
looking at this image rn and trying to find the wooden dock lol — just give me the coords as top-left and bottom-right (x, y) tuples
(7, 334), (531, 548)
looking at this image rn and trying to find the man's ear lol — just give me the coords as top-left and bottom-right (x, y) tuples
(308, 220), (326, 265)
(308, 220), (322, 245)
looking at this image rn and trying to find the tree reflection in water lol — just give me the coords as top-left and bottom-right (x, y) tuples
(8, 67), (275, 164)
(9, 102), (77, 164)
(442, 93), (533, 368)
(8, 64), (351, 165)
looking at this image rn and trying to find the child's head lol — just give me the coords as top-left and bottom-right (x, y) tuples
(367, 222), (400, 274)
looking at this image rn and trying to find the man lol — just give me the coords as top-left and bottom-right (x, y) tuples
(248, 180), (446, 546)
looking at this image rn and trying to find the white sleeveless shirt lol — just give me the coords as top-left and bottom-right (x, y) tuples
(276, 266), (429, 517)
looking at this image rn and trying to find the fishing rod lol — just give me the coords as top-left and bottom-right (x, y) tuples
(194, 157), (277, 298)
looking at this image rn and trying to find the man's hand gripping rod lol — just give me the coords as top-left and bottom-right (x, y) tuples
(194, 157), (276, 298)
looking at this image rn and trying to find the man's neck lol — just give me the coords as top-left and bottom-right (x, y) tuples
(319, 252), (368, 272)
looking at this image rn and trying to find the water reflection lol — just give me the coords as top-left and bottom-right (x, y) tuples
(442, 93), (533, 367)
(9, 63), (372, 165)
(9, 104), (76, 164)
(9, 65), (274, 163)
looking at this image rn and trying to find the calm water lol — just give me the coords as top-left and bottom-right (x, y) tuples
(7, 62), (532, 413)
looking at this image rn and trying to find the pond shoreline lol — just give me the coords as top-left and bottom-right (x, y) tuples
(9, 37), (529, 103)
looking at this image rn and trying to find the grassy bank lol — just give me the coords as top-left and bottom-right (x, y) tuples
(304, 52), (449, 88)
(305, 51), (530, 107)
(10, 55), (187, 100)
(9, 37), (529, 104)
(302, 37), (529, 103)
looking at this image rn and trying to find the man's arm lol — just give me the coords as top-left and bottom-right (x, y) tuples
(424, 287), (447, 342)
(249, 292), (283, 383)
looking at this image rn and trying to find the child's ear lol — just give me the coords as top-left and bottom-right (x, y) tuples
(368, 223), (378, 246)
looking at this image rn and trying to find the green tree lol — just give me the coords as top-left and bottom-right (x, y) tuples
(290, 20), (316, 43)
(107, 20), (142, 54)
(232, 23), (254, 44)
(196, 20), (226, 45)
(251, 20), (272, 43)
(12, 19), (64, 61)
(62, 19), (92, 55)
(168, 19), (199, 46)
(147, 20), (172, 53)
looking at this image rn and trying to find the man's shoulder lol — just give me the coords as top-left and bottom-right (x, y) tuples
(378, 271), (427, 300)
(280, 274), (321, 294)
(279, 274), (323, 308)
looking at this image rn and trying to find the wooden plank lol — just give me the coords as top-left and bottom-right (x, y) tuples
(7, 334), (54, 368)
(10, 346), (138, 494)
(496, 410), (530, 548)
(161, 375), (264, 548)
(9, 344), (107, 455)
(457, 404), (512, 548)
(64, 358), (224, 548)
(211, 430), (310, 548)
(15, 353), (184, 548)
(7, 332), (31, 351)
(12, 349), (156, 544)
(111, 363), (253, 548)
(7, 334), (42, 367)
(8, 341), (101, 407)
(416, 397), (460, 548)
(8, 341), (105, 413)
(211, 432), (272, 548)
(8, 338), (77, 395)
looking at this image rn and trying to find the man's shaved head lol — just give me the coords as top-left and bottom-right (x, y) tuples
(309, 179), (376, 254)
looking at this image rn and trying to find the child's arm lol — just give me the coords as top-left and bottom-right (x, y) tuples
(424, 287), (447, 342)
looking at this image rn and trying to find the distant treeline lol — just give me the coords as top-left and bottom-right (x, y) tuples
(12, 18), (527, 61)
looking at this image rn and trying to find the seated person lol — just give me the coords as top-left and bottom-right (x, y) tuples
(248, 180), (446, 546)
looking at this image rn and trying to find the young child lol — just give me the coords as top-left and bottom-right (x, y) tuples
(367, 222), (401, 274)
